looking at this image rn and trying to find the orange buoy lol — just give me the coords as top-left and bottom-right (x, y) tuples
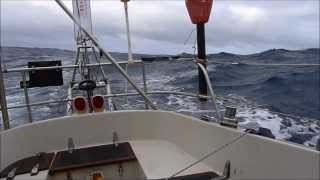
(186, 0), (213, 24)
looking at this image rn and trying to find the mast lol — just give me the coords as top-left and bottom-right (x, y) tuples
(0, 55), (10, 130)
(196, 23), (207, 99)
(122, 0), (133, 63)
(121, 0), (133, 103)
(186, 0), (213, 101)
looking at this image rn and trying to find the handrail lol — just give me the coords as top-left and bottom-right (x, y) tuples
(2, 60), (143, 73)
(0, 91), (212, 111)
(1, 90), (319, 126)
(2, 58), (319, 127)
(196, 63), (223, 120)
(3, 57), (318, 74)
(0, 58), (10, 129)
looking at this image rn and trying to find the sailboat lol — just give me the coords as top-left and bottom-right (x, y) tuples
(1, 0), (319, 180)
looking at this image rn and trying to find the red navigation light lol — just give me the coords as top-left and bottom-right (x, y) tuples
(92, 95), (104, 112)
(73, 96), (87, 112)
(186, 0), (213, 24)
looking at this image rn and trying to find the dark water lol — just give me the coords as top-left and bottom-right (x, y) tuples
(1, 47), (319, 148)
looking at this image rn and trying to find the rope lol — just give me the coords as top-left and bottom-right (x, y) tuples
(176, 28), (196, 57)
(92, 47), (108, 81)
(183, 28), (196, 45)
(166, 130), (252, 179)
(195, 58), (207, 64)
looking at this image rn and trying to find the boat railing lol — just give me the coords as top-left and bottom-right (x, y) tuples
(2, 61), (140, 73)
(0, 59), (224, 130)
(2, 58), (319, 130)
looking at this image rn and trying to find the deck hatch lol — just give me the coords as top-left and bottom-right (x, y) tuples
(49, 142), (136, 175)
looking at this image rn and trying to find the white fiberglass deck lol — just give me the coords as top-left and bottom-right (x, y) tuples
(130, 140), (212, 179)
(1, 111), (319, 179)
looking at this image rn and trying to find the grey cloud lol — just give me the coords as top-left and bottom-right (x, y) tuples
(1, 0), (319, 54)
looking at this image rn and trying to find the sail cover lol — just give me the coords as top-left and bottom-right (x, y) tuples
(72, 0), (93, 44)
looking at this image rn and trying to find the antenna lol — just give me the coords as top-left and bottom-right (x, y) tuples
(121, 0), (134, 103)
(121, 0), (134, 63)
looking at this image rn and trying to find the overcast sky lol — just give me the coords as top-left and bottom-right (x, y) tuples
(1, 0), (319, 55)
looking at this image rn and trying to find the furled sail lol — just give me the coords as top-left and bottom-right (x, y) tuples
(72, 0), (93, 45)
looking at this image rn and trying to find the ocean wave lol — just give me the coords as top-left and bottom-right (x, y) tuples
(0, 47), (319, 148)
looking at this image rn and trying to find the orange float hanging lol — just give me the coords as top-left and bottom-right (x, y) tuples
(186, 0), (213, 24)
